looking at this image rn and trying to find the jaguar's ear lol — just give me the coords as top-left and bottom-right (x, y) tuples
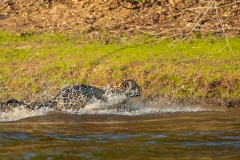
(126, 81), (133, 90)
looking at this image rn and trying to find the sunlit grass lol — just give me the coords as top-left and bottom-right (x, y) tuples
(0, 32), (239, 101)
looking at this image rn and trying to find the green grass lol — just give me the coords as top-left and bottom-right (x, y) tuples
(0, 32), (239, 102)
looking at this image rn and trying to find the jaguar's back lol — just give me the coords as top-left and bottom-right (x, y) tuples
(5, 80), (142, 111)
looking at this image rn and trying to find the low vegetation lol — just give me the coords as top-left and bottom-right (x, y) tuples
(0, 32), (239, 106)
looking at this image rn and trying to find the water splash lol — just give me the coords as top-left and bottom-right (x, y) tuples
(0, 94), (224, 122)
(0, 106), (52, 122)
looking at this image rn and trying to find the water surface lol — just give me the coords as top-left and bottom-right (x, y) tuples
(0, 98), (239, 159)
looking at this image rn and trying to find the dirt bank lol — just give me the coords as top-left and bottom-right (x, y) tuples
(1, 0), (240, 40)
(0, 0), (239, 108)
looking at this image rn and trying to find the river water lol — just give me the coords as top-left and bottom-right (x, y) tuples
(0, 97), (239, 159)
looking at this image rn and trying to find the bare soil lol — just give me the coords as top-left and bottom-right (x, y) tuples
(0, 0), (239, 107)
(1, 0), (240, 40)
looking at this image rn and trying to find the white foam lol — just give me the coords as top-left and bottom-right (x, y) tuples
(0, 106), (52, 122)
(0, 94), (224, 122)
(65, 96), (221, 116)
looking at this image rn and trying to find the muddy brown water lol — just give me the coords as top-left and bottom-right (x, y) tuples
(0, 99), (240, 159)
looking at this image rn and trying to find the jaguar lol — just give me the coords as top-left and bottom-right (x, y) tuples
(4, 80), (142, 112)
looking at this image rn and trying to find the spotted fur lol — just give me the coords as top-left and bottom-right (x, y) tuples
(5, 80), (142, 111)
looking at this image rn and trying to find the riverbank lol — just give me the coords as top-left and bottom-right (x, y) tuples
(1, 0), (239, 39)
(0, 32), (239, 107)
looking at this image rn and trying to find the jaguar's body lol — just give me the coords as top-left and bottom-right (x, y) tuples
(5, 80), (142, 111)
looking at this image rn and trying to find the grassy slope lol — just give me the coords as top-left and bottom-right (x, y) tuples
(0, 32), (239, 103)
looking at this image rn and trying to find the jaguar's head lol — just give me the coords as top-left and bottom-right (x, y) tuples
(114, 80), (142, 97)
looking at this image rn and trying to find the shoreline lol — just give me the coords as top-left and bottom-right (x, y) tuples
(1, 1), (239, 107)
(0, 33), (239, 107)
